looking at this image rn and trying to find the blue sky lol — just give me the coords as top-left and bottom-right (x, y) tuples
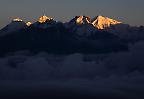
(0, 0), (144, 28)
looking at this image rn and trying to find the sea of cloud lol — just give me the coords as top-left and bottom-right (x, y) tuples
(0, 41), (144, 80)
(1, 41), (144, 98)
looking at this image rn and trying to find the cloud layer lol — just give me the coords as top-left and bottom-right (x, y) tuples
(0, 41), (144, 81)
(1, 41), (144, 98)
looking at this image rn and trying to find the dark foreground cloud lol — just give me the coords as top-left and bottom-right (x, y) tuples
(1, 41), (144, 98)
(1, 41), (144, 80)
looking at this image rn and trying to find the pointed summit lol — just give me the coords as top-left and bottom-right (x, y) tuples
(69, 16), (91, 25)
(76, 16), (91, 24)
(92, 15), (122, 29)
(67, 16), (96, 36)
(0, 18), (26, 35)
(38, 15), (53, 23)
(26, 22), (32, 26)
(32, 15), (56, 29)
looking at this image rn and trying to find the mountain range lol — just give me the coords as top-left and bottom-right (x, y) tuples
(0, 15), (122, 34)
(0, 15), (144, 55)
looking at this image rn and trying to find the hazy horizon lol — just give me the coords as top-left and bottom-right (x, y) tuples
(0, 0), (144, 28)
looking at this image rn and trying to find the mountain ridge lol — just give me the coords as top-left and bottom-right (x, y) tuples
(0, 15), (122, 30)
(0, 15), (128, 55)
(0, 15), (144, 55)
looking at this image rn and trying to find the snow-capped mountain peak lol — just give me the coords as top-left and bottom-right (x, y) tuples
(31, 15), (56, 29)
(76, 16), (91, 24)
(12, 18), (23, 22)
(26, 22), (32, 26)
(0, 18), (27, 36)
(92, 15), (122, 29)
(66, 16), (97, 37)
(38, 15), (53, 23)
(68, 16), (91, 26)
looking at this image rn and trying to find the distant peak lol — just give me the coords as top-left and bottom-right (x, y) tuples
(92, 15), (122, 29)
(26, 22), (32, 26)
(75, 16), (91, 24)
(96, 15), (105, 19)
(38, 15), (53, 23)
(12, 18), (23, 22)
